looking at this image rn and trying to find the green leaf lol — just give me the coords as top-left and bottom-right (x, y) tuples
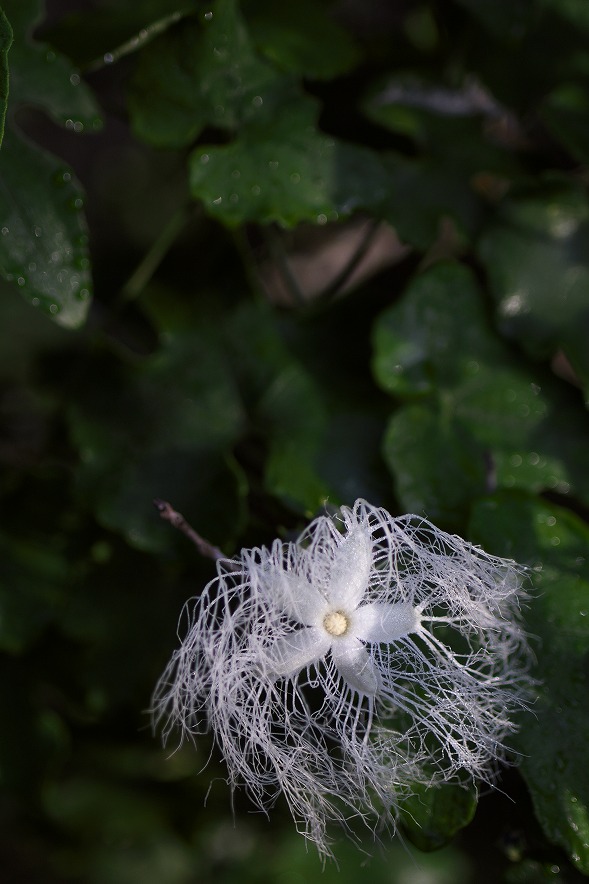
(470, 492), (589, 875)
(226, 301), (331, 514)
(4, 0), (101, 128)
(0, 130), (92, 327)
(478, 179), (589, 392)
(373, 262), (589, 522)
(0, 7), (12, 146)
(68, 330), (246, 552)
(128, 0), (283, 148)
(190, 97), (389, 228)
(244, 0), (360, 80)
(399, 780), (478, 851)
(129, 0), (389, 227)
(383, 402), (487, 530)
(0, 0), (101, 327)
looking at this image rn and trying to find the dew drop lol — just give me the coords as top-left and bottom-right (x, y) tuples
(70, 73), (81, 86)
(506, 388), (517, 402)
(546, 516), (556, 526)
(519, 403), (530, 416)
(17, 277), (26, 286)
(252, 95), (263, 107)
(268, 160), (279, 170)
(527, 452), (540, 466)
(104, 52), (114, 64)
(204, 10), (213, 19)
(28, 262), (36, 272)
(34, 226), (42, 237)
(31, 297), (40, 306)
(1, 226), (8, 235)
(73, 197), (84, 209)
(200, 153), (210, 164)
(212, 196), (223, 205)
(65, 118), (74, 130)
(580, 610), (587, 617)
(550, 536), (560, 546)
(62, 171), (72, 183)
(229, 193), (239, 203)
(290, 172), (301, 184)
(317, 213), (328, 225)
(79, 288), (90, 300)
(214, 104), (225, 116)
(510, 454), (522, 467)
(73, 121), (84, 133)
(251, 185), (261, 195)
(231, 169), (241, 179)
(49, 304), (60, 314)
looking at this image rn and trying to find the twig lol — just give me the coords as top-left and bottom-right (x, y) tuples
(119, 204), (192, 304)
(153, 499), (226, 563)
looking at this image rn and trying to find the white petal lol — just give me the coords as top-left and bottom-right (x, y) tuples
(275, 572), (328, 626)
(263, 627), (331, 680)
(331, 636), (379, 696)
(327, 527), (372, 610)
(351, 601), (420, 644)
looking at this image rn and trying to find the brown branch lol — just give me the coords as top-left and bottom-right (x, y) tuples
(153, 499), (226, 563)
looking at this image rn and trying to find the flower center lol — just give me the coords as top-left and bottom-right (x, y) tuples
(323, 610), (349, 637)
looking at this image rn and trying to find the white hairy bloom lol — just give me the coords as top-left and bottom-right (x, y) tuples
(153, 500), (532, 856)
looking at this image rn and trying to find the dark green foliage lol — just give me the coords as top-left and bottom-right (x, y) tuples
(1, 0), (589, 880)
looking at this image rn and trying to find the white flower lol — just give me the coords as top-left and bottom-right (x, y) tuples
(153, 500), (532, 857)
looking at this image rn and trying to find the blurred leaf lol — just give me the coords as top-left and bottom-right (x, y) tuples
(4, 0), (100, 126)
(383, 402), (487, 529)
(0, 130), (92, 328)
(129, 0), (389, 226)
(399, 780), (478, 851)
(363, 78), (519, 248)
(226, 301), (331, 513)
(190, 98), (389, 227)
(470, 492), (589, 876)
(541, 84), (589, 164)
(0, 532), (68, 653)
(373, 262), (589, 524)
(540, 0), (589, 31)
(68, 330), (246, 552)
(478, 179), (589, 391)
(0, 8), (12, 146)
(452, 0), (539, 39)
(128, 1), (281, 148)
(244, 0), (360, 80)
(0, 0), (101, 327)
